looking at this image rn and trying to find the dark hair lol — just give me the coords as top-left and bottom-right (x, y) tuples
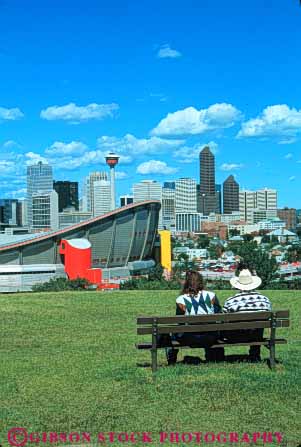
(236, 261), (254, 274)
(182, 270), (204, 297)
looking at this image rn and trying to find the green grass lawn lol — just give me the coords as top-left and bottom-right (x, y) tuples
(0, 290), (300, 447)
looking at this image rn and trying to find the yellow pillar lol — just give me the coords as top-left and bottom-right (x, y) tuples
(158, 230), (172, 272)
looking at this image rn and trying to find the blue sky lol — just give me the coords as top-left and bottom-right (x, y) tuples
(0, 0), (300, 207)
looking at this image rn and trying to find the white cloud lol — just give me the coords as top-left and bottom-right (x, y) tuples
(284, 153), (293, 159)
(115, 171), (128, 179)
(25, 152), (49, 165)
(136, 160), (178, 175)
(237, 105), (301, 140)
(97, 133), (184, 155)
(40, 102), (119, 123)
(289, 176), (296, 181)
(0, 107), (24, 121)
(6, 187), (27, 199)
(45, 141), (88, 155)
(44, 133), (182, 171)
(220, 163), (244, 171)
(0, 161), (15, 174)
(2, 140), (21, 148)
(278, 137), (297, 145)
(157, 44), (182, 59)
(150, 93), (168, 102)
(53, 150), (131, 171)
(151, 103), (242, 136)
(173, 141), (218, 163)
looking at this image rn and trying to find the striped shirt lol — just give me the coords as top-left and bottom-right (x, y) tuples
(223, 291), (271, 313)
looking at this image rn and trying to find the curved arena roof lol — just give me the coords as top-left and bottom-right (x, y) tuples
(0, 201), (160, 269)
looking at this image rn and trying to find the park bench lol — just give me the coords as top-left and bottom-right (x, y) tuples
(136, 310), (290, 373)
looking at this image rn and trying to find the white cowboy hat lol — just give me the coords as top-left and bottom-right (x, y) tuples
(230, 269), (262, 291)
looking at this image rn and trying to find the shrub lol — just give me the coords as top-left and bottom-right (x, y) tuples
(120, 276), (181, 290)
(32, 277), (92, 292)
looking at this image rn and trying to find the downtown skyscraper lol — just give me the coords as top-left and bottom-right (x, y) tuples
(53, 181), (79, 212)
(223, 175), (239, 214)
(27, 161), (54, 228)
(82, 171), (108, 214)
(199, 146), (219, 215)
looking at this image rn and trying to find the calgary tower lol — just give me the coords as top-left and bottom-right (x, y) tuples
(105, 152), (120, 210)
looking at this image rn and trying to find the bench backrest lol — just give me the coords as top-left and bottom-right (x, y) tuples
(137, 310), (290, 335)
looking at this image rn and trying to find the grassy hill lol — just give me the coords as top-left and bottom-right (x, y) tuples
(0, 290), (300, 446)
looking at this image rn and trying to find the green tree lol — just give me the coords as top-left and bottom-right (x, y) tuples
(285, 245), (301, 262)
(196, 234), (210, 249)
(243, 234), (254, 242)
(261, 234), (270, 244)
(233, 242), (278, 288)
(208, 245), (219, 259)
(148, 263), (164, 281)
(229, 229), (240, 237)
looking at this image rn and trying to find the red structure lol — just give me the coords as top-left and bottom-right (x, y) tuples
(105, 153), (120, 168)
(59, 238), (119, 290)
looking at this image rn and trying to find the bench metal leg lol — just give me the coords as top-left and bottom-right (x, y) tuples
(151, 319), (158, 374)
(269, 313), (277, 370)
(269, 342), (276, 369)
(151, 348), (158, 373)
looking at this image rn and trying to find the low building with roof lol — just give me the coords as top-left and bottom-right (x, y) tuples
(0, 201), (160, 291)
(267, 228), (298, 244)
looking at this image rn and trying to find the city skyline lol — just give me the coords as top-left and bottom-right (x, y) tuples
(0, 0), (301, 207)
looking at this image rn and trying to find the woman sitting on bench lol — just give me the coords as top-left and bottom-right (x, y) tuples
(166, 270), (224, 365)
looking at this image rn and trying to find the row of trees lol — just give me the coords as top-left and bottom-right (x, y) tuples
(123, 240), (299, 289)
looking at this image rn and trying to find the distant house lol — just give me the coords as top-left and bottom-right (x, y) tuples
(173, 246), (208, 261)
(267, 228), (298, 244)
(229, 235), (244, 242)
(219, 251), (239, 264)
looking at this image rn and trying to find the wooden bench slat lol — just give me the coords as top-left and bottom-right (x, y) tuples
(136, 339), (288, 350)
(137, 319), (289, 335)
(137, 310), (289, 325)
(137, 312), (271, 325)
(275, 310), (290, 318)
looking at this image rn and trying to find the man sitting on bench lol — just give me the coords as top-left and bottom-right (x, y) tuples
(223, 264), (272, 362)
(166, 270), (224, 365)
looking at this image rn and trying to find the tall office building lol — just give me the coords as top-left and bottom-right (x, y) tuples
(133, 180), (162, 228)
(53, 181), (79, 212)
(162, 182), (176, 231)
(27, 161), (53, 228)
(32, 190), (58, 231)
(175, 178), (197, 213)
(19, 199), (28, 227)
(82, 171), (108, 214)
(215, 184), (222, 214)
(277, 208), (297, 230)
(239, 190), (256, 222)
(239, 188), (277, 223)
(133, 180), (162, 202)
(120, 195), (134, 207)
(256, 188), (277, 211)
(223, 175), (239, 214)
(0, 199), (22, 226)
(176, 213), (201, 233)
(199, 146), (219, 215)
(93, 180), (111, 217)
